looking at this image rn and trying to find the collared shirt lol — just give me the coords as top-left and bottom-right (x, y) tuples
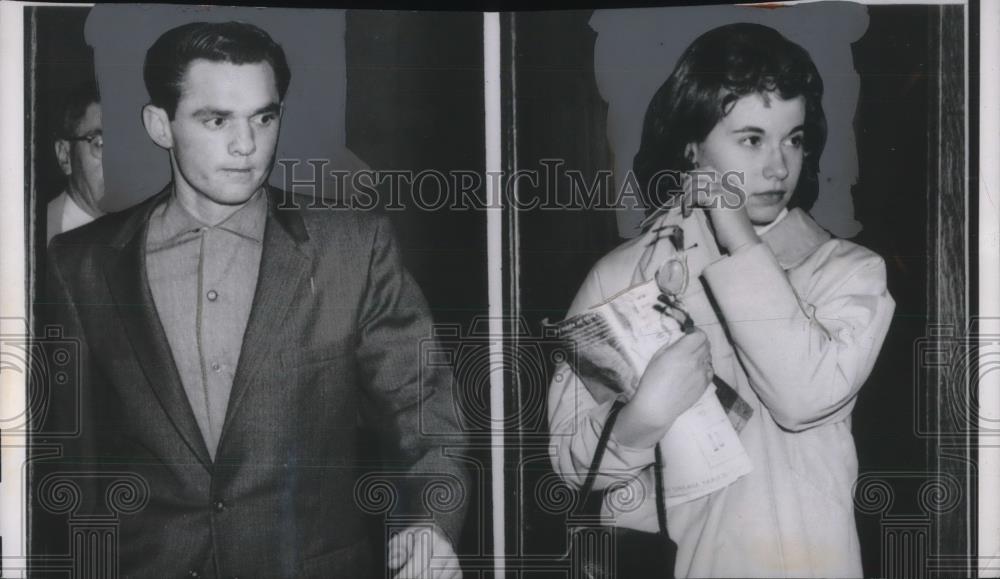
(145, 189), (267, 459)
(47, 190), (97, 243)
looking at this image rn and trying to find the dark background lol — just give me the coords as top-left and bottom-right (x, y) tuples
(345, 10), (492, 572)
(30, 7), (95, 209)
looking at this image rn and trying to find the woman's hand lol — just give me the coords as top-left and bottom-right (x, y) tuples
(614, 329), (713, 448)
(685, 166), (759, 254)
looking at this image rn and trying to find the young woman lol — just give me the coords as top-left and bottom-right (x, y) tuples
(548, 22), (894, 577)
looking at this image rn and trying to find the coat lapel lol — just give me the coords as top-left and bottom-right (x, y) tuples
(103, 186), (213, 468)
(218, 188), (311, 446)
(760, 208), (832, 270)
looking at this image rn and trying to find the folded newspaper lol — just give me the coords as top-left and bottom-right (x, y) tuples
(555, 279), (754, 506)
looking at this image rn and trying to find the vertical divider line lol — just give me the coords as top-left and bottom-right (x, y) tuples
(506, 11), (524, 565)
(977, 0), (999, 575)
(483, 11), (506, 579)
(0, 2), (27, 576)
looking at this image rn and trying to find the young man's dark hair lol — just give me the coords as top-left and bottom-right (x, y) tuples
(143, 20), (291, 119)
(56, 79), (101, 138)
(633, 22), (827, 213)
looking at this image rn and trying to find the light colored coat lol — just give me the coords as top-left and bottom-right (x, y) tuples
(548, 207), (894, 578)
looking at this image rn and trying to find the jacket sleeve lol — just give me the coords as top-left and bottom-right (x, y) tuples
(32, 240), (101, 557)
(547, 266), (656, 490)
(355, 215), (470, 546)
(701, 241), (894, 432)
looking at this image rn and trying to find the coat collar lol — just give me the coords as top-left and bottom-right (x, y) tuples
(102, 184), (311, 468)
(758, 208), (832, 270)
(646, 207), (831, 272)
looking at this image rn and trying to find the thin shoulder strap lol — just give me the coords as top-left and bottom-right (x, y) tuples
(653, 444), (668, 534)
(577, 399), (627, 499)
(576, 399), (668, 535)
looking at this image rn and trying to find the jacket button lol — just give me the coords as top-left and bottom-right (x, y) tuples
(213, 500), (226, 512)
(186, 571), (200, 578)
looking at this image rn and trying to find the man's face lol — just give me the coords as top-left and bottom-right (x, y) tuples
(166, 59), (281, 212)
(691, 91), (806, 226)
(58, 101), (105, 214)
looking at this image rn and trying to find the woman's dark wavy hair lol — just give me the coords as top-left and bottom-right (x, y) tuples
(144, 21), (291, 119)
(633, 22), (827, 214)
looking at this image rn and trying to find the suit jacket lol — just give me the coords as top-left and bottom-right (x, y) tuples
(33, 186), (469, 578)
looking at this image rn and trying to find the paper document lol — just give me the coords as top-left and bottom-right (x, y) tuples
(555, 279), (753, 505)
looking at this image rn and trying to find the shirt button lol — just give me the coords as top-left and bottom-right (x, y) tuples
(213, 500), (225, 512)
(211, 362), (221, 372)
(187, 571), (200, 578)
(207, 289), (218, 301)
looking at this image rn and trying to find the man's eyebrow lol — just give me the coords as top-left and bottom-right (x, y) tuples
(190, 103), (280, 118)
(192, 108), (233, 118)
(254, 103), (281, 116)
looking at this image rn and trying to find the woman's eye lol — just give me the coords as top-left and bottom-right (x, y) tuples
(740, 135), (761, 147)
(785, 134), (805, 148)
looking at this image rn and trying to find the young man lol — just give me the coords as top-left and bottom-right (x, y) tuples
(37, 21), (466, 579)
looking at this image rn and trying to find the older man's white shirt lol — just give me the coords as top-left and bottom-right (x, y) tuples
(47, 190), (96, 243)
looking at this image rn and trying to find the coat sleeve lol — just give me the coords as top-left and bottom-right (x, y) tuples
(701, 241), (895, 432)
(354, 215), (470, 546)
(32, 240), (102, 556)
(547, 266), (656, 490)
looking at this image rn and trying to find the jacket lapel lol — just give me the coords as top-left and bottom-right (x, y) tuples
(760, 208), (832, 270)
(103, 186), (213, 468)
(218, 188), (311, 447)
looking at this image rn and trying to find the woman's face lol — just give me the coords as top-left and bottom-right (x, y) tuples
(689, 91), (806, 226)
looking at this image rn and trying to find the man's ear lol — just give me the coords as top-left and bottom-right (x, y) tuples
(142, 104), (173, 149)
(54, 139), (72, 176)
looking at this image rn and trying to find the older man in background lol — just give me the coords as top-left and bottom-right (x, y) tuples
(48, 80), (105, 243)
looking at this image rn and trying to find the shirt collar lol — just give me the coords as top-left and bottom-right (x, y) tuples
(150, 186), (268, 247)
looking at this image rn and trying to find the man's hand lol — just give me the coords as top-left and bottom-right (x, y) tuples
(614, 329), (713, 448)
(685, 167), (759, 253)
(388, 525), (462, 579)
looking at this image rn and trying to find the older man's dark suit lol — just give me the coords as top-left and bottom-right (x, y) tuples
(35, 186), (468, 578)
